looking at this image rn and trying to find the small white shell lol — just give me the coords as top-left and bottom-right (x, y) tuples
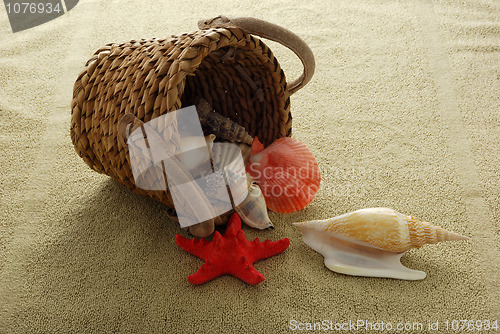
(235, 183), (274, 230)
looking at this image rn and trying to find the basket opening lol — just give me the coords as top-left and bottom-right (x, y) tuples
(180, 46), (287, 146)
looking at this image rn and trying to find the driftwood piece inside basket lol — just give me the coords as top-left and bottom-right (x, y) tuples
(70, 16), (315, 237)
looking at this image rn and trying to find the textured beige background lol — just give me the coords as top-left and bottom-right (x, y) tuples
(1, 0), (499, 333)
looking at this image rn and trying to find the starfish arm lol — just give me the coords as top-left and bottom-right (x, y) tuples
(232, 256), (265, 285)
(187, 261), (223, 285)
(175, 234), (209, 259)
(250, 238), (290, 262)
(224, 213), (242, 238)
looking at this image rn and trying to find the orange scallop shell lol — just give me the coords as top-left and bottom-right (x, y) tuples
(246, 137), (320, 213)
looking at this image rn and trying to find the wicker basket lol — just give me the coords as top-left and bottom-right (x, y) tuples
(70, 16), (315, 230)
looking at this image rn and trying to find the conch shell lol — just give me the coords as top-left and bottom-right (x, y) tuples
(294, 208), (468, 280)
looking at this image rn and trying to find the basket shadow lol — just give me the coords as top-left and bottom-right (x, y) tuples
(78, 177), (180, 238)
(55, 177), (188, 281)
(14, 177), (202, 327)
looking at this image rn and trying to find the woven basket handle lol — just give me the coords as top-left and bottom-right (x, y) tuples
(198, 16), (315, 95)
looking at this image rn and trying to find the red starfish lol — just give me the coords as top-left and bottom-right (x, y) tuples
(175, 213), (290, 285)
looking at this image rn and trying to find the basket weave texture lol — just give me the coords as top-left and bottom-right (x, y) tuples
(70, 21), (301, 211)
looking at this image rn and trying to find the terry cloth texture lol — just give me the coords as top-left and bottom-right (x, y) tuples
(1, 0), (498, 333)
